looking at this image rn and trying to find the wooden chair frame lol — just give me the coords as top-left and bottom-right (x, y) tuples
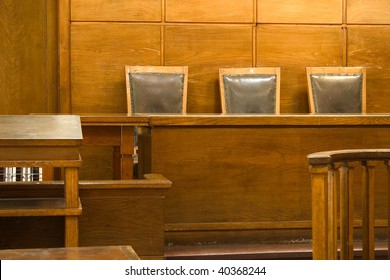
(125, 65), (188, 114)
(306, 67), (367, 113)
(219, 67), (281, 114)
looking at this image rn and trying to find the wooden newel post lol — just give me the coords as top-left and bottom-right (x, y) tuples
(310, 164), (337, 260)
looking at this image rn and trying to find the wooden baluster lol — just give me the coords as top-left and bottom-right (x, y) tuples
(327, 166), (338, 259)
(361, 161), (376, 259)
(339, 162), (354, 259)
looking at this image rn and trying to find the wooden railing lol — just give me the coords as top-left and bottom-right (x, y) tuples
(308, 149), (390, 260)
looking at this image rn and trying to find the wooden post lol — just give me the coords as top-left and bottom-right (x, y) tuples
(65, 167), (79, 247)
(310, 164), (333, 259)
(361, 161), (376, 259)
(339, 163), (354, 259)
(121, 126), (134, 179)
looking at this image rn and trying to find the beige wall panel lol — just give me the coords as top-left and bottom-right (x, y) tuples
(348, 26), (390, 113)
(257, 25), (343, 113)
(164, 25), (253, 113)
(0, 0), (57, 114)
(347, 0), (390, 24)
(71, 23), (161, 113)
(71, 0), (162, 22)
(166, 0), (254, 23)
(258, 0), (342, 24)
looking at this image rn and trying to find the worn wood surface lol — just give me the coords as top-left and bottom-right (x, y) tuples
(0, 245), (139, 260)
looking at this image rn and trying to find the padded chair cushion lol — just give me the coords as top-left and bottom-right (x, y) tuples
(310, 74), (363, 113)
(129, 73), (185, 113)
(223, 74), (277, 113)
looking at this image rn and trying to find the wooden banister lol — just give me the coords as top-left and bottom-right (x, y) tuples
(308, 149), (390, 259)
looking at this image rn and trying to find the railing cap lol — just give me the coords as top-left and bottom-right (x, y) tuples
(307, 149), (390, 165)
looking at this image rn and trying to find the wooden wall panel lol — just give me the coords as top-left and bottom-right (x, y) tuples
(146, 118), (390, 245)
(78, 146), (113, 180)
(64, 1), (389, 114)
(0, 0), (57, 114)
(164, 25), (253, 113)
(257, 25), (344, 113)
(71, 0), (162, 22)
(79, 188), (167, 258)
(257, 0), (343, 24)
(348, 26), (390, 113)
(71, 23), (161, 113)
(347, 0), (390, 24)
(165, 0), (254, 23)
(0, 181), (169, 259)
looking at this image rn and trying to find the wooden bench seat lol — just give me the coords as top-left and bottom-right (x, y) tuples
(0, 174), (171, 260)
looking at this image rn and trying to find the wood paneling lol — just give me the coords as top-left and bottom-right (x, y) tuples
(142, 115), (390, 245)
(0, 177), (170, 259)
(165, 0), (254, 23)
(257, 0), (342, 24)
(79, 146), (113, 180)
(0, 0), (57, 114)
(257, 25), (343, 113)
(71, 0), (162, 22)
(79, 187), (166, 258)
(348, 26), (390, 113)
(347, 0), (390, 24)
(164, 25), (253, 113)
(71, 23), (161, 113)
(61, 0), (390, 114)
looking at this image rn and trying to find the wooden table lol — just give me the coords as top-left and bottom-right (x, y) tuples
(0, 245), (139, 260)
(0, 115), (83, 247)
(80, 114), (149, 179)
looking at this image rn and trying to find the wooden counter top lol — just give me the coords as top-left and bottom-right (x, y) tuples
(0, 245), (140, 260)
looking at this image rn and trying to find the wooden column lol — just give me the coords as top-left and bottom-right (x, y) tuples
(64, 167), (79, 247)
